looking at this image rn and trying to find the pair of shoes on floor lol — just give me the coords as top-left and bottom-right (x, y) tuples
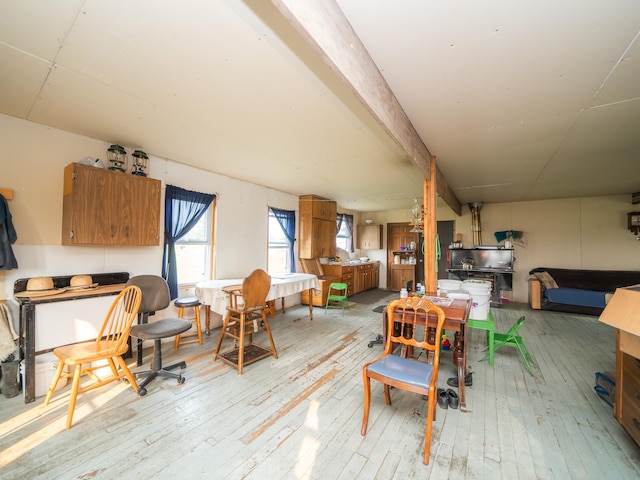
(447, 371), (473, 387)
(437, 388), (459, 409)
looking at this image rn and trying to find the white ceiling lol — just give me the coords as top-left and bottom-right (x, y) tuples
(1, 0), (639, 213)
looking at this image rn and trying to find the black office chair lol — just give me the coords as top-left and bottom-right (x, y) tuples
(126, 275), (192, 396)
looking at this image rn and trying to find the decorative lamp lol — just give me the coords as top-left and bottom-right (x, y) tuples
(131, 150), (149, 176)
(410, 197), (424, 233)
(107, 144), (128, 172)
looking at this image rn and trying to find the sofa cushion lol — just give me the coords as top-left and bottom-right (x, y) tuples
(534, 271), (558, 289)
(544, 287), (609, 308)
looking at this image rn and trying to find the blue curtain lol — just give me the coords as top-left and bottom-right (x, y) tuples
(337, 213), (355, 252)
(270, 207), (296, 272)
(162, 185), (216, 299)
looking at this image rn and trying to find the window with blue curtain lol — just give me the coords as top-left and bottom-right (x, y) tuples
(269, 207), (296, 273)
(336, 213), (354, 252)
(163, 185), (216, 299)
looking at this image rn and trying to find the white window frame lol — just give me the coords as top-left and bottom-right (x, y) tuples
(175, 206), (213, 286)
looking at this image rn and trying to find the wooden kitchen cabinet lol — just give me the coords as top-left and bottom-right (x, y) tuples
(323, 264), (355, 296)
(62, 162), (161, 246)
(324, 262), (379, 296)
(387, 223), (420, 291)
(299, 194), (337, 259)
(357, 224), (382, 249)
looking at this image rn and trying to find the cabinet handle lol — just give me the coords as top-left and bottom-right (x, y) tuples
(125, 226), (129, 237)
(111, 225), (115, 237)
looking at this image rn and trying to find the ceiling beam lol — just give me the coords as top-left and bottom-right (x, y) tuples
(270, 0), (462, 216)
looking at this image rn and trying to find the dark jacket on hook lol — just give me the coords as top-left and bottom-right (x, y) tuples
(0, 194), (18, 269)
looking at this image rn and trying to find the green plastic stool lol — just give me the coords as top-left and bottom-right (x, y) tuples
(468, 310), (495, 366)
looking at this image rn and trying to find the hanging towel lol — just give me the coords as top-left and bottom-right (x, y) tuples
(0, 194), (18, 270)
(0, 303), (18, 361)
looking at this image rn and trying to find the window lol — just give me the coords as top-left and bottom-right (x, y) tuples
(336, 213), (354, 252)
(268, 208), (295, 275)
(175, 207), (213, 285)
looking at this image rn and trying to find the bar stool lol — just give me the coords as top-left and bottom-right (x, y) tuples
(174, 296), (203, 349)
(468, 310), (495, 366)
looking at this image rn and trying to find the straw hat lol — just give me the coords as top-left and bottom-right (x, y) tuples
(67, 275), (98, 291)
(14, 276), (65, 298)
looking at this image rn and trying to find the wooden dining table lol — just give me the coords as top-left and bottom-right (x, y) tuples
(382, 295), (472, 411)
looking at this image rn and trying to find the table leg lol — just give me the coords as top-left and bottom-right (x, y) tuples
(308, 289), (314, 320)
(281, 297), (285, 313)
(457, 325), (468, 412)
(205, 305), (211, 335)
(21, 304), (36, 403)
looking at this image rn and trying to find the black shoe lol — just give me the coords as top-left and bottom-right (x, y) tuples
(447, 372), (473, 387)
(446, 389), (459, 409)
(437, 388), (448, 409)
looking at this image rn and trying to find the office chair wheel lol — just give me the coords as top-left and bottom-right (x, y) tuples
(178, 376), (185, 384)
(138, 387), (148, 397)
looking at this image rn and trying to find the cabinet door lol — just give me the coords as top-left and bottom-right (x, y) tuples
(320, 219), (337, 257)
(371, 263), (379, 288)
(119, 174), (161, 245)
(389, 266), (414, 291)
(357, 225), (382, 249)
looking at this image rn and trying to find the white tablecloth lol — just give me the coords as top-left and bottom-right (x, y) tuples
(195, 273), (320, 315)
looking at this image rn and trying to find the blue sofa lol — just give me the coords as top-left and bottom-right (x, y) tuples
(528, 267), (640, 315)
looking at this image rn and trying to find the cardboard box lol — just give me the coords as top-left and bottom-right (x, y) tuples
(598, 285), (640, 336)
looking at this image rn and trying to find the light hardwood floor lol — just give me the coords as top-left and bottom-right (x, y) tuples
(1, 293), (639, 479)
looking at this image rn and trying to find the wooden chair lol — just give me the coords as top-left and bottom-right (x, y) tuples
(44, 285), (142, 429)
(361, 296), (446, 465)
(213, 269), (278, 374)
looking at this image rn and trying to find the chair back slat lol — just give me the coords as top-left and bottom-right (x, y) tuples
(385, 296), (446, 368)
(96, 285), (142, 352)
(241, 269), (271, 309)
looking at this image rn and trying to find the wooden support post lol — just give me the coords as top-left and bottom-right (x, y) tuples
(423, 156), (438, 293)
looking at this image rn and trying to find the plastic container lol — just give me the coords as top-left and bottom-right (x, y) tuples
(21, 353), (68, 398)
(462, 280), (492, 320)
(438, 279), (463, 293)
(447, 291), (471, 301)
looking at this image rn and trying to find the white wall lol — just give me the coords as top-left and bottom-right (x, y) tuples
(1, 113), (639, 313)
(0, 114), (298, 324)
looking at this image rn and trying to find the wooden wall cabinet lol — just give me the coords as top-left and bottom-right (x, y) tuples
(299, 194), (337, 259)
(62, 162), (161, 246)
(357, 224), (382, 249)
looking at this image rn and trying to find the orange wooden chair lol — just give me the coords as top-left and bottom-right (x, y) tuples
(213, 269), (278, 374)
(43, 285), (142, 429)
(361, 296), (446, 464)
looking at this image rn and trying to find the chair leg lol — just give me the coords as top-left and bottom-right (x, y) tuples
(115, 356), (139, 394)
(213, 313), (232, 360)
(237, 314), (246, 375)
(423, 387), (436, 464)
(262, 313), (278, 359)
(361, 371), (371, 435)
(44, 360), (66, 405)
(66, 364), (82, 429)
(487, 328), (494, 367)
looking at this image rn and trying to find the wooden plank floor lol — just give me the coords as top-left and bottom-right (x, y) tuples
(1, 294), (639, 479)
